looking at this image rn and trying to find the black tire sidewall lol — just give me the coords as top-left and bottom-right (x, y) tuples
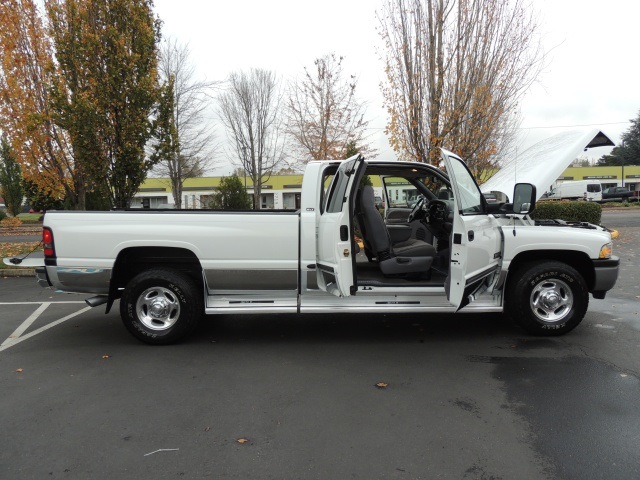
(120, 269), (201, 344)
(508, 262), (589, 336)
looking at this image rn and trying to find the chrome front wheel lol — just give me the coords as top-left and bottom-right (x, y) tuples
(507, 261), (588, 336)
(530, 279), (573, 323)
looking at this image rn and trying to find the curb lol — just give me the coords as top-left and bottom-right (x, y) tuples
(1, 268), (36, 277)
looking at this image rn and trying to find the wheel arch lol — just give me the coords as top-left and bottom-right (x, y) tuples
(504, 255), (590, 336)
(507, 250), (595, 291)
(106, 246), (204, 313)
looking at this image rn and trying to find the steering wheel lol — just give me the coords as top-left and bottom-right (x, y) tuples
(426, 199), (448, 226)
(407, 196), (425, 222)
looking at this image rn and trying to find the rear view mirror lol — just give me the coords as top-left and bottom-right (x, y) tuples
(513, 183), (536, 214)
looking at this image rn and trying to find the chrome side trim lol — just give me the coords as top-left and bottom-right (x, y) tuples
(50, 267), (111, 294)
(205, 306), (297, 315)
(300, 289), (453, 310)
(300, 305), (459, 314)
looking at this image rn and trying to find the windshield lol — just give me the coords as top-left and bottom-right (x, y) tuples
(382, 174), (450, 207)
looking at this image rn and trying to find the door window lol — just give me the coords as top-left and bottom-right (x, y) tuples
(325, 158), (359, 213)
(325, 171), (349, 213)
(447, 157), (484, 215)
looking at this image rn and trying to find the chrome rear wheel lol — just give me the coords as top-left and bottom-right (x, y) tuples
(136, 286), (182, 331)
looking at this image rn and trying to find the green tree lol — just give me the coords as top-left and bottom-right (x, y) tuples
(346, 141), (373, 188)
(47, 0), (162, 209)
(0, 137), (25, 217)
(208, 174), (252, 210)
(22, 178), (65, 211)
(150, 75), (182, 199)
(344, 140), (359, 159)
(598, 110), (640, 166)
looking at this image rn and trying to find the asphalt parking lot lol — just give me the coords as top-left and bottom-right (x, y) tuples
(1, 211), (639, 479)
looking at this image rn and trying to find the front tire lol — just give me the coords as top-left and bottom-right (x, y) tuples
(120, 269), (202, 345)
(506, 261), (589, 336)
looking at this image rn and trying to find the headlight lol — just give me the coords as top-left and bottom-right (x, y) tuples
(599, 243), (612, 259)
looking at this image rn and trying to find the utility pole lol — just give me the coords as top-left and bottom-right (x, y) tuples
(621, 139), (625, 188)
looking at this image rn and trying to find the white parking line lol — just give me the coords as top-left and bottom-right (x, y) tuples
(0, 305), (92, 352)
(0, 301), (87, 305)
(1, 302), (50, 347)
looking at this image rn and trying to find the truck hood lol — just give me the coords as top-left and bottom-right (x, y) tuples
(480, 128), (615, 201)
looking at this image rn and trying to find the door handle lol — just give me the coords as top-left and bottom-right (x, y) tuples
(340, 225), (348, 241)
(468, 230), (475, 241)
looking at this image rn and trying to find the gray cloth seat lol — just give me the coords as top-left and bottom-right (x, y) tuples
(393, 238), (434, 257)
(356, 186), (435, 275)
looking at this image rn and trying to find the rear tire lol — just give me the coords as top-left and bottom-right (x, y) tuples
(506, 261), (588, 336)
(120, 269), (202, 345)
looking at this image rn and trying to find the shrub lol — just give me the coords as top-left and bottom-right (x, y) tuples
(0, 216), (23, 228)
(208, 174), (252, 210)
(0, 209), (6, 221)
(531, 200), (602, 225)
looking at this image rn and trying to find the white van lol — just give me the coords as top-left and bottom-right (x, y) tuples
(547, 180), (603, 202)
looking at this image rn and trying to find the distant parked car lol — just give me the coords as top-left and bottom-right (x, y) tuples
(601, 187), (635, 201)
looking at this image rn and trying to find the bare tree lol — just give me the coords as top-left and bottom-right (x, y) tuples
(378, 0), (544, 180)
(218, 68), (285, 210)
(151, 38), (218, 208)
(286, 53), (374, 162)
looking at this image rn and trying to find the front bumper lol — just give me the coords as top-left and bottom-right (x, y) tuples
(591, 256), (619, 299)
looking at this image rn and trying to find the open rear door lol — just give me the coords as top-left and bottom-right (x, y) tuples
(316, 154), (366, 297)
(442, 150), (502, 310)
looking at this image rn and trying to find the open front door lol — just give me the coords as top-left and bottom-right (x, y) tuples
(316, 154), (366, 297)
(442, 150), (502, 310)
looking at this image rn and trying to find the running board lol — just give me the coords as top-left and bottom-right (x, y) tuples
(205, 295), (297, 314)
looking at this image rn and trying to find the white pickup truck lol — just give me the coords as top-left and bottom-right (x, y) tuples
(11, 135), (619, 344)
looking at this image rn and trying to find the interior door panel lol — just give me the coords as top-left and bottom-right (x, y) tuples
(385, 208), (412, 225)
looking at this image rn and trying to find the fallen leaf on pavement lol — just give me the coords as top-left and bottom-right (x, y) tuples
(375, 382), (388, 389)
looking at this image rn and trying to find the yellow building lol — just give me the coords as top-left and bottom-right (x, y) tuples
(135, 175), (306, 209)
(554, 165), (640, 192)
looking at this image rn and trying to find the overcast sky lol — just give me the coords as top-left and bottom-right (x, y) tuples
(153, 0), (640, 174)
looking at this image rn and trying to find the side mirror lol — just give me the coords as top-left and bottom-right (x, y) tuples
(513, 183), (536, 214)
